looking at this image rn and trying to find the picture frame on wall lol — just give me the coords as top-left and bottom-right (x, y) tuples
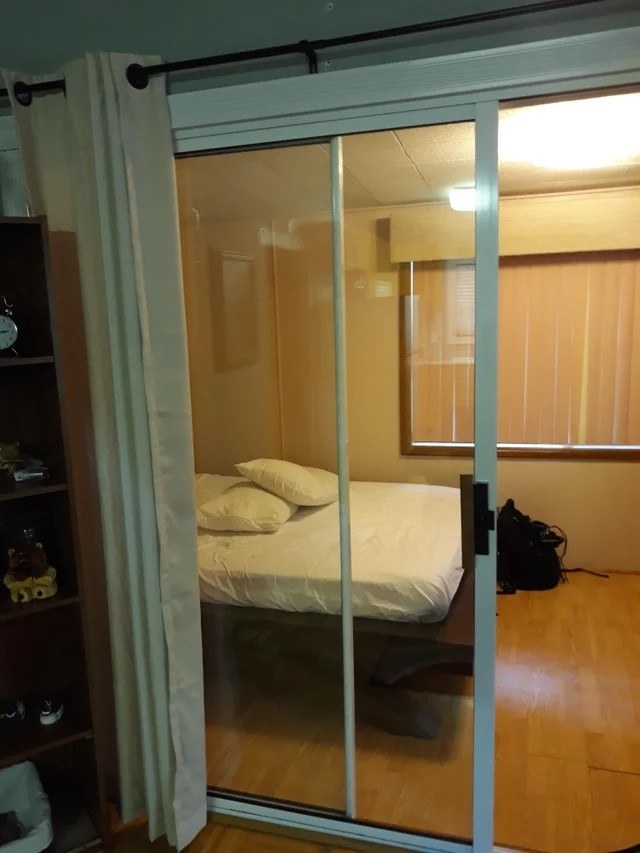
(210, 250), (258, 371)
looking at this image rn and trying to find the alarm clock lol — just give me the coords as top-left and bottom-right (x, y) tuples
(0, 296), (18, 356)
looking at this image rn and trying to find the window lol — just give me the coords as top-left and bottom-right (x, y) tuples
(402, 251), (640, 457)
(446, 262), (475, 347)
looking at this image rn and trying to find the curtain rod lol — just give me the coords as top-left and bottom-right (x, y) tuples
(0, 0), (604, 106)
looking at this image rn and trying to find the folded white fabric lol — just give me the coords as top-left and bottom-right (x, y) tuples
(196, 474), (297, 533)
(236, 458), (339, 507)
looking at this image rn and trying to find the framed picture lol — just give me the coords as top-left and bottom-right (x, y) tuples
(210, 250), (258, 371)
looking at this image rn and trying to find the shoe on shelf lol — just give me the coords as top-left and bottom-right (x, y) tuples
(39, 697), (64, 726)
(0, 700), (26, 725)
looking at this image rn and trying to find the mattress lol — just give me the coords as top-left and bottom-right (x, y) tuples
(197, 479), (463, 622)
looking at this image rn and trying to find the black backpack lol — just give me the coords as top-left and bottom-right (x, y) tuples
(497, 499), (567, 593)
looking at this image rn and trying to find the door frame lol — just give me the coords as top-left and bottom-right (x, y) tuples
(169, 26), (640, 155)
(167, 22), (640, 853)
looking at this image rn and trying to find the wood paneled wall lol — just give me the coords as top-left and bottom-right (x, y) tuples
(180, 217), (283, 475)
(390, 187), (640, 263)
(272, 220), (338, 470)
(342, 209), (640, 573)
(180, 200), (640, 572)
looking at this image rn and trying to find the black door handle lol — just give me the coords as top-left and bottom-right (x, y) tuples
(473, 481), (495, 556)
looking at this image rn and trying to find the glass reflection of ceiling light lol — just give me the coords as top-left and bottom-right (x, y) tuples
(499, 94), (640, 170)
(449, 187), (476, 211)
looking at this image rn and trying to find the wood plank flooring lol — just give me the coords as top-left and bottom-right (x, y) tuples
(115, 818), (377, 853)
(203, 572), (640, 852)
(494, 571), (640, 853)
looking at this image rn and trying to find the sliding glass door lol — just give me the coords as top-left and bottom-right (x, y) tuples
(338, 120), (478, 840)
(176, 143), (345, 812)
(337, 109), (497, 848)
(175, 102), (499, 852)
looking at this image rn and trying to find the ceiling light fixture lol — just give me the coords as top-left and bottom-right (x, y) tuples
(499, 94), (640, 170)
(449, 187), (476, 211)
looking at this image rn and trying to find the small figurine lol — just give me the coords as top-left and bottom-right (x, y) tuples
(0, 442), (21, 476)
(0, 442), (48, 482)
(3, 528), (58, 604)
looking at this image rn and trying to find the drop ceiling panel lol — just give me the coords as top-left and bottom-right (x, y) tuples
(397, 123), (475, 165)
(342, 176), (381, 209)
(415, 162), (476, 202)
(342, 131), (409, 159)
(344, 166), (428, 206)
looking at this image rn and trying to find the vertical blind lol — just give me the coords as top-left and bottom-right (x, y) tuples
(408, 260), (475, 444)
(407, 251), (640, 448)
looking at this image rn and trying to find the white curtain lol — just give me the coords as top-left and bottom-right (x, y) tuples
(3, 55), (206, 849)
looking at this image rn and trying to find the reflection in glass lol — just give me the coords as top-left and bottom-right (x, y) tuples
(494, 91), (640, 852)
(176, 145), (345, 811)
(341, 124), (475, 840)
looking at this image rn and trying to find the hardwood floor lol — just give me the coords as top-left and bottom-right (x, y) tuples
(203, 572), (640, 852)
(494, 571), (640, 853)
(115, 818), (379, 853)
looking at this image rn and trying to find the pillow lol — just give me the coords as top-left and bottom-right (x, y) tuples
(195, 473), (246, 508)
(197, 481), (297, 533)
(236, 459), (339, 507)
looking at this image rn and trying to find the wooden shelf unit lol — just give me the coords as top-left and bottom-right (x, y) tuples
(37, 738), (105, 853)
(0, 479), (68, 502)
(0, 718), (93, 771)
(0, 356), (55, 367)
(0, 218), (110, 852)
(0, 592), (80, 624)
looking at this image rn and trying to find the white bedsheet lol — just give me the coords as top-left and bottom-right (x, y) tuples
(197, 480), (463, 622)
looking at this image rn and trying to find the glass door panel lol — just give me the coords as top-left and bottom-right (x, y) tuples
(175, 107), (499, 851)
(175, 143), (345, 812)
(341, 122), (477, 840)
(494, 90), (640, 853)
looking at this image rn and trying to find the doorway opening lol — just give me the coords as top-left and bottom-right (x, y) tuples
(492, 90), (640, 853)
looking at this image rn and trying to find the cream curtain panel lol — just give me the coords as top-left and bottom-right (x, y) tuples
(3, 55), (206, 849)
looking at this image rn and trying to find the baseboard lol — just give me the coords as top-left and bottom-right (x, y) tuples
(210, 814), (527, 853)
(208, 813), (407, 852)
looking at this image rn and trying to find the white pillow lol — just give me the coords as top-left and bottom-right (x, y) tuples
(236, 459), (339, 507)
(197, 481), (297, 533)
(195, 473), (246, 507)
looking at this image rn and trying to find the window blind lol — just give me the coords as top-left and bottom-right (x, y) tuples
(406, 251), (640, 450)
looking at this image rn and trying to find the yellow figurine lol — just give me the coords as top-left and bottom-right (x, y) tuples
(33, 566), (58, 600)
(3, 532), (58, 604)
(0, 442), (21, 476)
(3, 570), (34, 603)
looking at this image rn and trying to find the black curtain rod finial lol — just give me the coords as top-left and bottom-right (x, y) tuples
(13, 81), (33, 107)
(126, 63), (151, 90)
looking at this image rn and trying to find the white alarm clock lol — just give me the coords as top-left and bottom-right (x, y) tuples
(0, 296), (19, 355)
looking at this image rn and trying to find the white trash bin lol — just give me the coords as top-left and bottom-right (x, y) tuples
(0, 762), (52, 853)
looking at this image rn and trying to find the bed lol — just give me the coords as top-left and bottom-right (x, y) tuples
(197, 478), (464, 622)
(197, 475), (475, 738)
